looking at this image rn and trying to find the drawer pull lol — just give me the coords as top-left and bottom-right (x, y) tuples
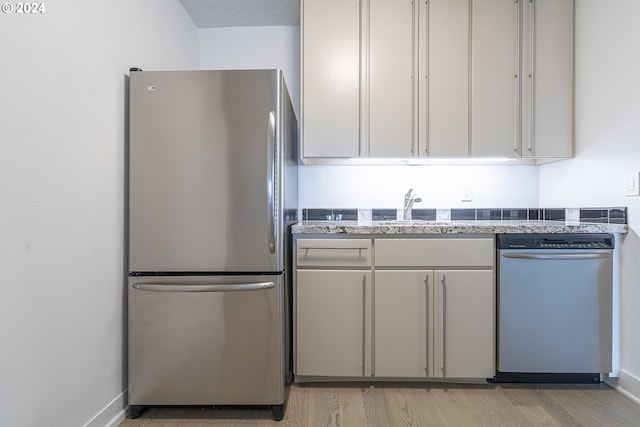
(299, 246), (369, 251)
(301, 247), (369, 258)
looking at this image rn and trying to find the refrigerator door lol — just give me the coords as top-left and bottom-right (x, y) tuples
(128, 275), (284, 405)
(128, 70), (283, 272)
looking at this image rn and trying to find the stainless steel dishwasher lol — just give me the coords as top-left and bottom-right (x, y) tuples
(496, 234), (614, 383)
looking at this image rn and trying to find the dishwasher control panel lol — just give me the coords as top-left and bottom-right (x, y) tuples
(537, 242), (611, 249)
(498, 233), (614, 249)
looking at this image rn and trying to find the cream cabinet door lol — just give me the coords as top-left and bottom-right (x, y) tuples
(296, 270), (370, 377)
(433, 270), (495, 379)
(423, 0), (469, 157)
(522, 0), (574, 158)
(301, 0), (361, 158)
(369, 0), (416, 158)
(374, 270), (433, 377)
(471, 0), (519, 157)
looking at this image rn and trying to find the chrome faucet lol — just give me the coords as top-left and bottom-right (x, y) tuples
(403, 188), (422, 220)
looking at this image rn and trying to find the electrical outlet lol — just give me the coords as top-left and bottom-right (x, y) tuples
(462, 186), (473, 202)
(624, 172), (640, 196)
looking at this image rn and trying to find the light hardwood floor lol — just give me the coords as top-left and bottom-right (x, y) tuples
(119, 382), (640, 427)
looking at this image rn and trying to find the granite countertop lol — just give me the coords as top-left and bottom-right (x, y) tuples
(292, 220), (628, 235)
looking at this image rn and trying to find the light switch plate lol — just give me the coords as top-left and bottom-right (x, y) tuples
(624, 172), (640, 196)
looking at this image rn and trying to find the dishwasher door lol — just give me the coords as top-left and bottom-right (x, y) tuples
(128, 274), (284, 406)
(498, 249), (612, 374)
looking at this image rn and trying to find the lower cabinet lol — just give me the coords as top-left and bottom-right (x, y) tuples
(295, 270), (371, 377)
(432, 270), (495, 379)
(374, 270), (432, 377)
(295, 237), (495, 381)
(374, 269), (494, 379)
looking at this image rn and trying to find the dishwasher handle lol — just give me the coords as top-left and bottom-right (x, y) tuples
(501, 253), (611, 261)
(132, 282), (275, 293)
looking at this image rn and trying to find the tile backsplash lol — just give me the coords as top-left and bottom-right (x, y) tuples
(302, 207), (628, 224)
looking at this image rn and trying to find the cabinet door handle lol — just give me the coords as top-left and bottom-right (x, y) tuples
(528, 0), (535, 154)
(362, 275), (367, 377)
(425, 274), (430, 375)
(514, 0), (522, 155)
(424, 0), (430, 156)
(441, 274), (447, 377)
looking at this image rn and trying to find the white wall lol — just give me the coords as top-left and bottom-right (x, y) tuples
(0, 2), (198, 426)
(540, 0), (640, 402)
(300, 164), (539, 208)
(199, 26), (300, 120)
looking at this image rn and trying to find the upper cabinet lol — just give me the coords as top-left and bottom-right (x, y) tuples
(368, 0), (415, 157)
(300, 0), (574, 162)
(469, 0), (519, 157)
(301, 0), (360, 158)
(424, 0), (470, 157)
(522, 0), (574, 158)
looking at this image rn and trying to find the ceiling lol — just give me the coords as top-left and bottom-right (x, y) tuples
(179, 0), (300, 28)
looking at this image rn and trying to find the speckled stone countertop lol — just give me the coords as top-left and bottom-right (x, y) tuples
(292, 220), (628, 235)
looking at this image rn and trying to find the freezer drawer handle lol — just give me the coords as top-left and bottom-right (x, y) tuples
(502, 253), (611, 261)
(132, 282), (276, 293)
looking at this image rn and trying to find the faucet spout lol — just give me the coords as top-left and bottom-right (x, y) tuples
(403, 188), (422, 220)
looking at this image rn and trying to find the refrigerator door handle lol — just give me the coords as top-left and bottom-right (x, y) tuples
(267, 110), (277, 254)
(132, 282), (276, 293)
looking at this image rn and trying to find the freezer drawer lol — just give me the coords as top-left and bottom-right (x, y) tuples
(128, 275), (285, 406)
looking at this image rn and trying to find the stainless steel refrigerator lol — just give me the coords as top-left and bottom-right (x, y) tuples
(126, 69), (298, 420)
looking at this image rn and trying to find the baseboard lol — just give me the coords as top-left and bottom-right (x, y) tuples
(606, 370), (640, 406)
(83, 390), (127, 427)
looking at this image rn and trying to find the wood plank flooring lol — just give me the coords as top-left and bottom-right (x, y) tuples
(118, 382), (640, 427)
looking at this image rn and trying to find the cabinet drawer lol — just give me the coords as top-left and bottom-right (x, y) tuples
(296, 239), (372, 267)
(375, 238), (494, 267)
